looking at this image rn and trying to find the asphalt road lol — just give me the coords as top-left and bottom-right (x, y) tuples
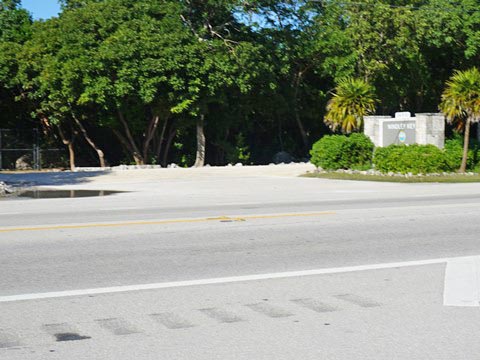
(1, 169), (480, 359)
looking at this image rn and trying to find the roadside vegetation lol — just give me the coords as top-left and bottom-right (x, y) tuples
(303, 172), (480, 183)
(440, 68), (480, 173)
(310, 133), (480, 177)
(308, 66), (480, 178)
(1, 0), (480, 170)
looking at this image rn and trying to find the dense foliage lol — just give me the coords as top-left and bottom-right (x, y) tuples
(440, 68), (480, 172)
(373, 144), (451, 174)
(1, 0), (480, 168)
(310, 135), (480, 174)
(310, 133), (374, 170)
(444, 136), (480, 171)
(374, 140), (480, 174)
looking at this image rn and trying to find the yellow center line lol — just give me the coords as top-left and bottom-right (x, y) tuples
(0, 211), (336, 233)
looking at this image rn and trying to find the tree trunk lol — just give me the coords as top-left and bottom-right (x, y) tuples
(293, 70), (309, 153)
(117, 110), (144, 165)
(143, 115), (161, 163)
(194, 114), (206, 167)
(57, 125), (76, 171)
(459, 118), (472, 173)
(154, 118), (169, 163)
(162, 128), (176, 167)
(295, 111), (309, 151)
(72, 116), (106, 168)
(477, 122), (480, 143)
(113, 129), (143, 165)
(67, 143), (75, 171)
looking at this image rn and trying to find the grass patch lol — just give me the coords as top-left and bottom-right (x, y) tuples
(303, 172), (480, 183)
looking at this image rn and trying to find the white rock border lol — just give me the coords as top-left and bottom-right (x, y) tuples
(314, 168), (479, 177)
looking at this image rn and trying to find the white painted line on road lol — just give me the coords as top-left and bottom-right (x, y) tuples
(334, 190), (376, 193)
(443, 256), (480, 306)
(0, 255), (477, 303)
(98, 207), (145, 211)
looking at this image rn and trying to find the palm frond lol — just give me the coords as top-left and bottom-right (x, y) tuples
(440, 67), (480, 124)
(324, 77), (377, 133)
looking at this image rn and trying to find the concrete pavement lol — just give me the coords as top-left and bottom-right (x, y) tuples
(2, 264), (480, 360)
(1, 166), (480, 359)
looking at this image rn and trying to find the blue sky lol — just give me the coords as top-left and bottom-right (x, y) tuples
(21, 0), (61, 19)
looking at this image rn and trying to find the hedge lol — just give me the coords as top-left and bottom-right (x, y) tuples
(310, 134), (374, 170)
(373, 144), (452, 174)
(311, 133), (480, 174)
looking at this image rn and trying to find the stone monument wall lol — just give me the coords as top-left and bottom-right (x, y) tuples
(364, 112), (445, 149)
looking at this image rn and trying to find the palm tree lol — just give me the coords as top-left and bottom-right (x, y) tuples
(440, 68), (480, 173)
(324, 77), (377, 134)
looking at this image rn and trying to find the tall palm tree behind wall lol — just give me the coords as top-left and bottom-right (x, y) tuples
(440, 68), (480, 173)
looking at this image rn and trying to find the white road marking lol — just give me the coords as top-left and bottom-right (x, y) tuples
(98, 207), (144, 211)
(1, 255), (478, 303)
(96, 202), (312, 211)
(443, 256), (480, 306)
(334, 190), (376, 193)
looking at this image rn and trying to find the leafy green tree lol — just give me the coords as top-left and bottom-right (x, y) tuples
(311, 0), (432, 113)
(176, 0), (271, 167)
(16, 18), (82, 169)
(17, 0), (270, 167)
(71, 0), (190, 165)
(59, 0), (102, 10)
(19, 0), (190, 166)
(6, 0), (480, 169)
(0, 0), (31, 42)
(324, 77), (377, 133)
(416, 0), (480, 111)
(242, 0), (325, 154)
(439, 68), (480, 173)
(0, 0), (32, 130)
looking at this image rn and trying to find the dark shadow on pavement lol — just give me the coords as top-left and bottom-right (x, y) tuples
(0, 171), (110, 187)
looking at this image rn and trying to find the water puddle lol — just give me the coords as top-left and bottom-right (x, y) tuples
(15, 190), (123, 199)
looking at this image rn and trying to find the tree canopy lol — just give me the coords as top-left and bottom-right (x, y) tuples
(1, 0), (479, 168)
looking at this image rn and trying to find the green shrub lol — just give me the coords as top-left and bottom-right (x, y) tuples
(444, 138), (464, 170)
(310, 133), (374, 170)
(373, 144), (449, 174)
(343, 133), (375, 170)
(444, 135), (480, 171)
(310, 135), (347, 170)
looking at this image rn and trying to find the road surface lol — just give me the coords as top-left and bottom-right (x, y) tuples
(1, 166), (480, 359)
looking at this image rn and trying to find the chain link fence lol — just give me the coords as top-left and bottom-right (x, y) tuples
(0, 129), (66, 170)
